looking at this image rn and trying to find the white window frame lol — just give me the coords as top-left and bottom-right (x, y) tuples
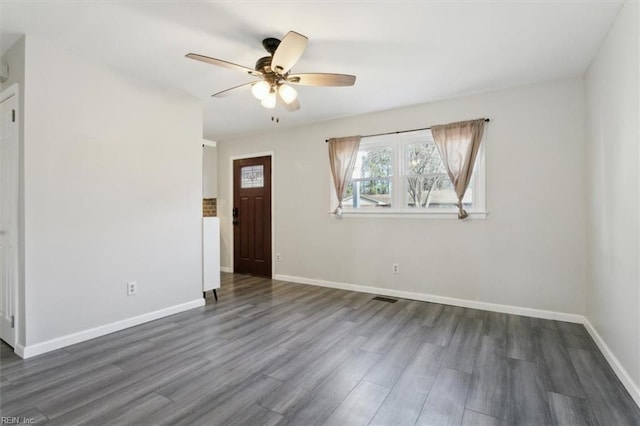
(330, 129), (487, 219)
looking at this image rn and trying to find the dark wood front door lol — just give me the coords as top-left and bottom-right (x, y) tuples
(233, 156), (272, 277)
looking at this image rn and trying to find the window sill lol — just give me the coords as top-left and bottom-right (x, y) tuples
(329, 210), (488, 220)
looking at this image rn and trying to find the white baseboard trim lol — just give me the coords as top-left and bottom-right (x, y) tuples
(15, 299), (205, 359)
(582, 318), (640, 407)
(275, 274), (583, 323)
(275, 273), (640, 410)
(220, 266), (233, 273)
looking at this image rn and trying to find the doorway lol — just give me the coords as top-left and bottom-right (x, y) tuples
(1, 84), (19, 348)
(233, 155), (272, 278)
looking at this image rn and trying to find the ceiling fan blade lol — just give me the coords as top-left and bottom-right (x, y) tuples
(186, 53), (262, 77)
(287, 73), (356, 87)
(271, 31), (308, 74)
(277, 92), (300, 112)
(212, 81), (259, 98)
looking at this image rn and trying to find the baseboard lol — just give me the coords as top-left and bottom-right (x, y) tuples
(16, 298), (205, 359)
(582, 318), (640, 407)
(275, 274), (583, 323)
(220, 266), (233, 273)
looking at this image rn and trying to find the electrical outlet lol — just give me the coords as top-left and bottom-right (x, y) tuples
(275, 253), (281, 262)
(392, 263), (399, 274)
(127, 281), (137, 296)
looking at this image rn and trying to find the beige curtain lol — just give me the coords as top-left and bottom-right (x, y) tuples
(431, 119), (486, 219)
(328, 135), (361, 216)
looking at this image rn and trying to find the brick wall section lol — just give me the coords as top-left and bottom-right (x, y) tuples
(203, 198), (217, 217)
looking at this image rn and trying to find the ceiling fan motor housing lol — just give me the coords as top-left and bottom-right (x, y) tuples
(255, 56), (273, 74)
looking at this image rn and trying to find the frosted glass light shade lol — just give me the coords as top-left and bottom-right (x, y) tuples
(261, 92), (276, 109)
(251, 81), (271, 100)
(278, 84), (297, 104)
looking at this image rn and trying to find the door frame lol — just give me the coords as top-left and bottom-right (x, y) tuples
(229, 151), (274, 278)
(1, 83), (20, 351)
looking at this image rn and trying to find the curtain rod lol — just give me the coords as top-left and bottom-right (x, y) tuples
(325, 118), (490, 143)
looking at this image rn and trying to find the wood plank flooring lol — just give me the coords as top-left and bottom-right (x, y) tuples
(1, 273), (639, 425)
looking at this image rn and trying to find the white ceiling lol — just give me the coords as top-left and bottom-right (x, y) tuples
(0, 1), (623, 141)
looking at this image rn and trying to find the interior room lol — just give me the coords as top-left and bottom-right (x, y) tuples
(0, 1), (639, 424)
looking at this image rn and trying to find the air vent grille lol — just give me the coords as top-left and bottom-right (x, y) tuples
(372, 296), (398, 303)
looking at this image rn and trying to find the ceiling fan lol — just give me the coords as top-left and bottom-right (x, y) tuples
(186, 31), (356, 112)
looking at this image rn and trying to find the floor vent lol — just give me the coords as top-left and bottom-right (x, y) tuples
(372, 296), (398, 303)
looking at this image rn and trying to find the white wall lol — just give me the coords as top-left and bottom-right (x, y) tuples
(217, 77), (587, 316)
(203, 143), (217, 198)
(1, 37), (26, 345)
(20, 36), (204, 349)
(585, 0), (640, 397)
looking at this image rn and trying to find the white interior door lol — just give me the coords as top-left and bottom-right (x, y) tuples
(1, 85), (19, 347)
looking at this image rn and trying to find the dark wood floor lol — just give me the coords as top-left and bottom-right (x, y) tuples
(1, 273), (639, 425)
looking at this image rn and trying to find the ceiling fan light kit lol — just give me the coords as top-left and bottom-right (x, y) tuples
(187, 30), (356, 112)
(251, 81), (271, 100)
(261, 91), (277, 109)
(278, 84), (297, 104)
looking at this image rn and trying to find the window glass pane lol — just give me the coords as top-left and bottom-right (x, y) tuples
(352, 147), (392, 179)
(406, 174), (449, 208)
(344, 180), (391, 209)
(241, 165), (264, 188)
(405, 142), (446, 175)
(405, 174), (474, 208)
(404, 140), (474, 209)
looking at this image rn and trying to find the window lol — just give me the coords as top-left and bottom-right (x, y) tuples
(340, 129), (486, 217)
(241, 165), (264, 188)
(346, 145), (392, 208)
